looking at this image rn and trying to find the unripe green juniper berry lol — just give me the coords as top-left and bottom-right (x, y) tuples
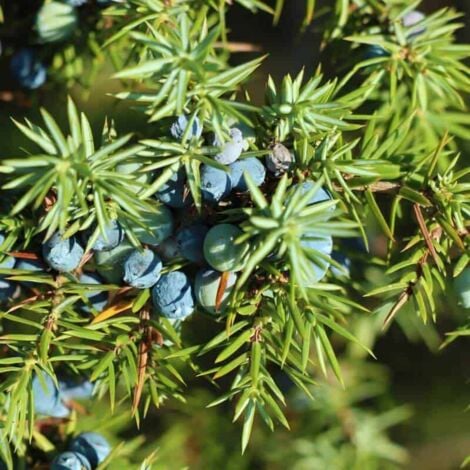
(213, 128), (245, 165)
(10, 48), (47, 89)
(364, 45), (389, 60)
(91, 220), (124, 252)
(95, 241), (134, 284)
(42, 233), (84, 273)
(78, 273), (108, 313)
(123, 248), (162, 289)
(200, 165), (232, 204)
(51, 451), (91, 470)
(203, 224), (249, 272)
(229, 157), (266, 192)
(454, 268), (470, 309)
(266, 143), (294, 175)
(69, 433), (111, 468)
(152, 271), (194, 320)
(133, 207), (174, 246)
(175, 224), (209, 264)
(156, 169), (188, 208)
(36, 1), (79, 44)
(170, 115), (203, 140)
(194, 268), (237, 314)
(32, 373), (70, 418)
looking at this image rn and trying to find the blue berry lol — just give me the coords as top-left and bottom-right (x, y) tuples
(95, 241), (134, 284)
(290, 180), (334, 216)
(403, 10), (425, 37)
(65, 0), (88, 6)
(454, 268), (470, 309)
(69, 433), (111, 468)
(194, 269), (237, 314)
(134, 207), (174, 246)
(170, 115), (203, 140)
(91, 220), (124, 252)
(364, 45), (389, 60)
(152, 271), (194, 320)
(79, 273), (108, 313)
(0, 255), (16, 303)
(123, 249), (162, 289)
(156, 237), (180, 261)
(266, 143), (293, 175)
(156, 169), (188, 208)
(299, 233), (333, 285)
(203, 224), (249, 272)
(59, 378), (94, 401)
(15, 258), (45, 287)
(200, 165), (231, 204)
(51, 451), (91, 470)
(0, 232), (6, 247)
(175, 224), (208, 264)
(229, 157), (265, 192)
(36, 1), (79, 43)
(10, 48), (47, 89)
(330, 251), (351, 277)
(32, 373), (69, 418)
(213, 128), (245, 165)
(42, 233), (84, 273)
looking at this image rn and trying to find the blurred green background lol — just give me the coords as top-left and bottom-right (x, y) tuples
(0, 1), (469, 469)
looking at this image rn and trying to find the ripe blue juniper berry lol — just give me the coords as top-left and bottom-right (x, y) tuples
(170, 115), (203, 141)
(213, 128), (245, 165)
(152, 271), (195, 320)
(90, 220), (124, 252)
(133, 208), (174, 246)
(10, 48), (47, 89)
(51, 451), (91, 470)
(42, 233), (84, 273)
(200, 165), (232, 203)
(229, 157), (266, 192)
(69, 433), (111, 468)
(175, 224), (209, 264)
(156, 169), (189, 208)
(123, 248), (163, 289)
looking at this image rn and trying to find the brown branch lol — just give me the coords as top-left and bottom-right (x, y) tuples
(133, 308), (151, 415)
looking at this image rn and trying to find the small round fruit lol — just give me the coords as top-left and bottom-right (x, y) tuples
(265, 143), (293, 175)
(152, 271), (194, 320)
(156, 169), (188, 208)
(200, 165), (231, 204)
(133, 207), (173, 246)
(10, 48), (47, 89)
(51, 451), (91, 470)
(330, 251), (351, 278)
(156, 237), (180, 261)
(170, 115), (202, 140)
(42, 233), (84, 273)
(91, 220), (124, 252)
(364, 45), (389, 60)
(175, 224), (208, 264)
(123, 249), (162, 289)
(36, 1), (78, 43)
(403, 10), (426, 38)
(213, 128), (244, 165)
(116, 161), (151, 194)
(78, 273), (108, 313)
(299, 234), (333, 285)
(95, 241), (134, 284)
(32, 373), (69, 418)
(59, 378), (94, 401)
(203, 224), (248, 272)
(69, 432), (111, 468)
(194, 269), (237, 314)
(229, 157), (265, 192)
(454, 268), (470, 309)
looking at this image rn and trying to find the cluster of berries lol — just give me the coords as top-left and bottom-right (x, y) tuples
(0, 114), (337, 331)
(28, 373), (110, 469)
(6, 0), (120, 89)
